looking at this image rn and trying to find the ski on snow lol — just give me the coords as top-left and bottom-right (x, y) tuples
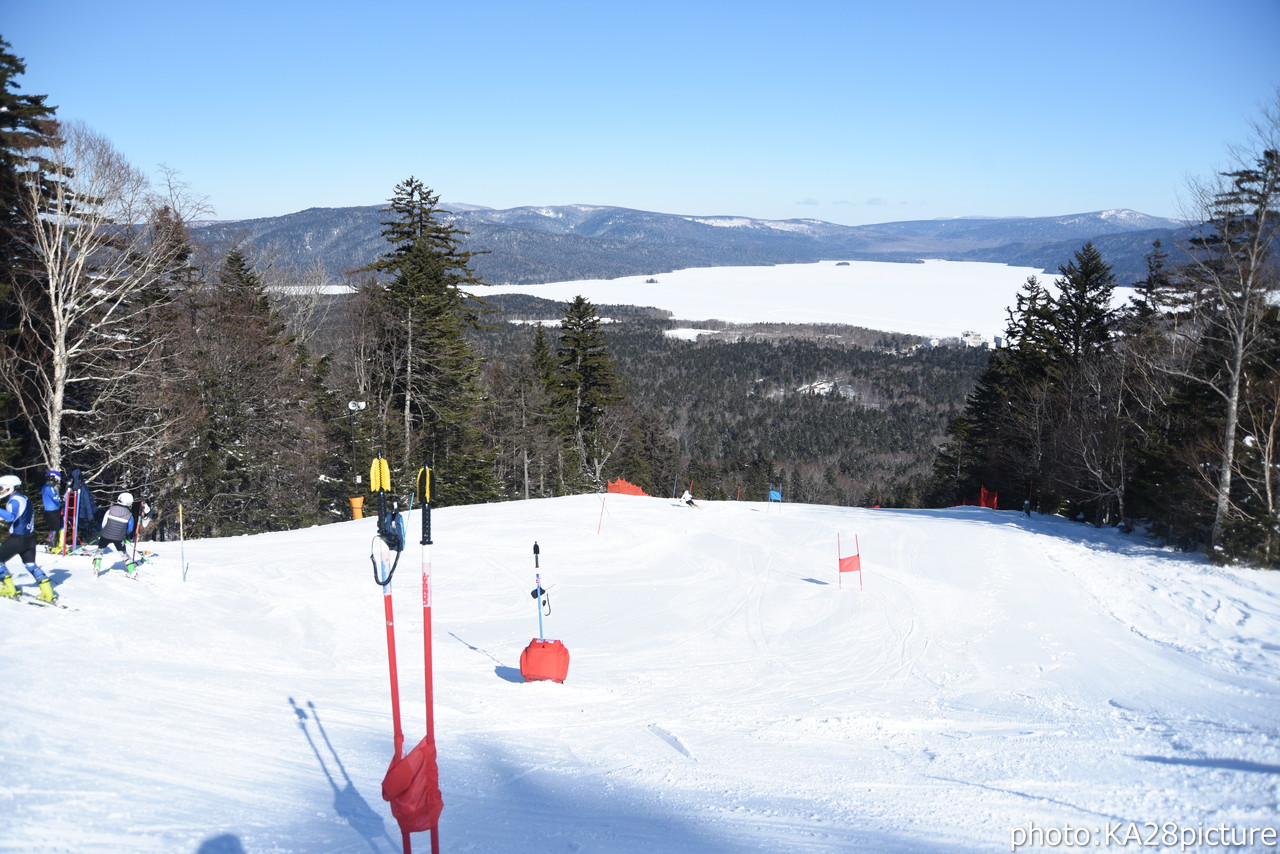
(5, 593), (75, 611)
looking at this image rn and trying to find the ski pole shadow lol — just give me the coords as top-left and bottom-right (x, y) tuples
(289, 696), (396, 853)
(448, 631), (524, 682)
(1132, 754), (1280, 774)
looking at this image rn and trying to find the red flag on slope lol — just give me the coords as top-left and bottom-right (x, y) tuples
(838, 533), (863, 591)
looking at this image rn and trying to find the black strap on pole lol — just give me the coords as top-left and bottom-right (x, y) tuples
(370, 454), (404, 586)
(530, 542), (549, 614)
(417, 465), (433, 546)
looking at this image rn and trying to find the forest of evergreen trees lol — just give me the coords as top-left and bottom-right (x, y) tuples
(927, 145), (1280, 567)
(1, 37), (1276, 567)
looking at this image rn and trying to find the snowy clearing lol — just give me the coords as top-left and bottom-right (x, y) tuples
(2, 495), (1278, 853)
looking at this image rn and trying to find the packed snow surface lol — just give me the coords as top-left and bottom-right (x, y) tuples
(484, 260), (1067, 339)
(3, 495), (1279, 853)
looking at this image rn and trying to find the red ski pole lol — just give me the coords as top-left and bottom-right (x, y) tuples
(417, 465), (441, 854)
(382, 570), (408, 853)
(370, 455), (410, 853)
(60, 487), (73, 555)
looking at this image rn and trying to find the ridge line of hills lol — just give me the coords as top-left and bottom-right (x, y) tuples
(192, 203), (1186, 288)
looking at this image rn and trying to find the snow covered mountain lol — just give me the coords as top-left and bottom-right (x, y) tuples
(192, 204), (1185, 287)
(4, 494), (1277, 853)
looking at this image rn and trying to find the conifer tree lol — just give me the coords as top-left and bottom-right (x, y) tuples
(930, 247), (1126, 522)
(357, 178), (498, 504)
(169, 249), (333, 536)
(550, 295), (625, 488)
(0, 38), (59, 471)
(531, 323), (556, 392)
(1051, 242), (1117, 368)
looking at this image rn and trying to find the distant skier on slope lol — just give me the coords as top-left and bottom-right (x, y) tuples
(0, 474), (57, 602)
(681, 489), (697, 507)
(93, 492), (137, 576)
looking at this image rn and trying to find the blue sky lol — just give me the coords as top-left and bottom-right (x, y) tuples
(5, 0), (1278, 225)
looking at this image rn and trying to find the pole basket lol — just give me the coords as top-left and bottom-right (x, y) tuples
(520, 639), (570, 683)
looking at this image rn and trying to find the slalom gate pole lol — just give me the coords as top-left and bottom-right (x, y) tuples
(857, 534), (863, 591)
(60, 487), (72, 555)
(130, 499), (140, 566)
(68, 490), (79, 557)
(536, 571), (545, 641)
(533, 542), (545, 642)
(416, 465), (441, 854)
(838, 533), (842, 590)
(179, 503), (187, 582)
(370, 455), (409, 853)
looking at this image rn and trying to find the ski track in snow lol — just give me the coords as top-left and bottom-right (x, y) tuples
(1, 495), (1279, 853)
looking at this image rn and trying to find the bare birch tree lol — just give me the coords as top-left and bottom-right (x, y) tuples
(1, 120), (204, 482)
(1167, 104), (1280, 551)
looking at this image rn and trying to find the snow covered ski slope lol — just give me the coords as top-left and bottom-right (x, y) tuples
(2, 495), (1277, 853)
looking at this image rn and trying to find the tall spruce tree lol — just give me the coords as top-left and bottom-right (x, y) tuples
(551, 295), (625, 489)
(1051, 242), (1117, 368)
(0, 38), (60, 472)
(357, 177), (498, 504)
(1046, 244), (1129, 524)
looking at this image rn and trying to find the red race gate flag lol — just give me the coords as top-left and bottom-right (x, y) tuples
(838, 533), (863, 591)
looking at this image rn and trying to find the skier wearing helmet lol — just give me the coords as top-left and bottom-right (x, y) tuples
(0, 474), (58, 603)
(41, 470), (64, 549)
(93, 492), (137, 576)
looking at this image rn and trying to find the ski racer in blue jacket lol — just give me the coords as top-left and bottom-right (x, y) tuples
(41, 470), (64, 548)
(0, 474), (57, 603)
(93, 492), (137, 576)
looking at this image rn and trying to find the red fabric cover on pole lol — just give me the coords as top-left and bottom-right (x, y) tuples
(520, 638), (570, 682)
(838, 554), (861, 573)
(382, 735), (443, 834)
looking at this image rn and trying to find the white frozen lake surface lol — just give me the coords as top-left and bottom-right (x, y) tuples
(485, 259), (1063, 339)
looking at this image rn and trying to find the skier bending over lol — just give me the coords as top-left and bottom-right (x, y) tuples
(681, 489), (696, 507)
(0, 474), (57, 603)
(94, 492), (137, 576)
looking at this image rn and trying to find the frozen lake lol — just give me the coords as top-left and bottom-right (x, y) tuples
(484, 258), (1066, 339)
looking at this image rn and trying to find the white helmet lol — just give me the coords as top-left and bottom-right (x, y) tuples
(117, 492), (134, 506)
(0, 474), (19, 495)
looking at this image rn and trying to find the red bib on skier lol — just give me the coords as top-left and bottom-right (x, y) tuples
(381, 736), (443, 834)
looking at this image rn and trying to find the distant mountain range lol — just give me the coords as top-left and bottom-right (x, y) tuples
(191, 204), (1187, 288)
